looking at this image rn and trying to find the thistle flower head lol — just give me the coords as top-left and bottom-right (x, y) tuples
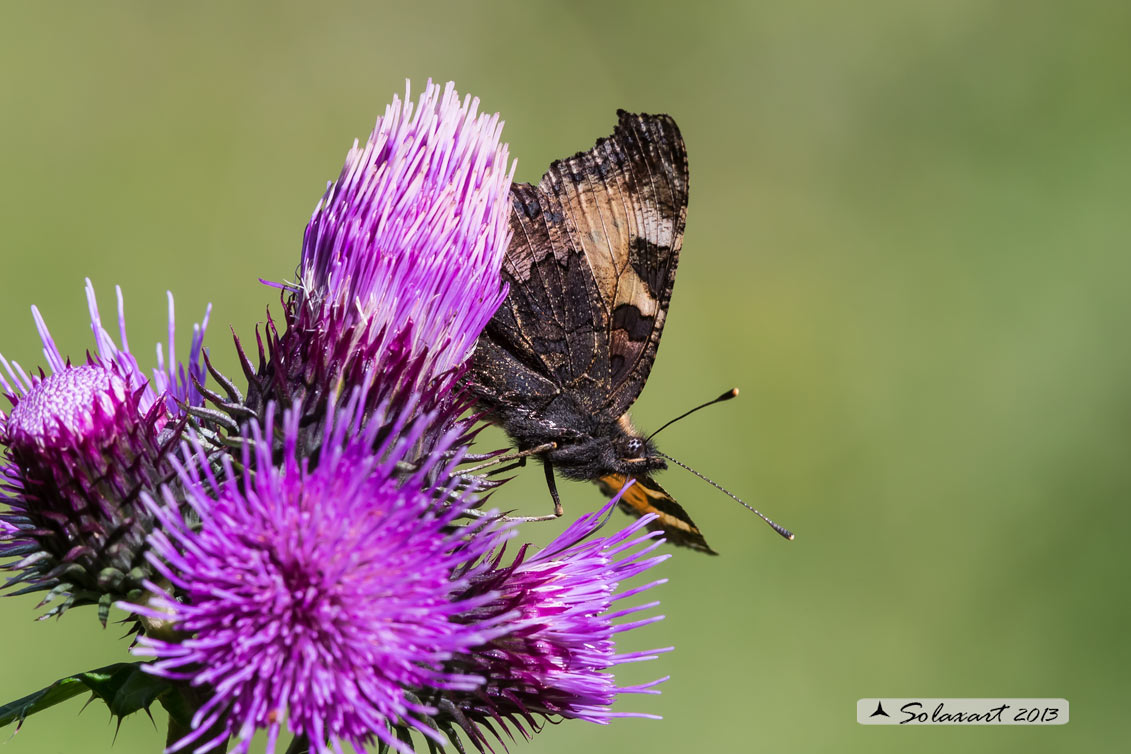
(241, 81), (513, 438)
(0, 282), (210, 620)
(425, 493), (672, 750)
(129, 397), (513, 754)
(299, 79), (513, 382)
(0, 278), (210, 422)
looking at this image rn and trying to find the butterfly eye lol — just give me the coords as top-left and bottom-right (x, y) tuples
(625, 438), (643, 456)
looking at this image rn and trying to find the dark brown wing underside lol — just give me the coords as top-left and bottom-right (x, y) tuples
(480, 111), (689, 418)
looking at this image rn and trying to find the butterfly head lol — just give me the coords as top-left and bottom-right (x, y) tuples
(612, 433), (667, 474)
(608, 414), (667, 475)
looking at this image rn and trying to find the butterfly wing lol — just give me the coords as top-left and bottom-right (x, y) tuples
(470, 111), (688, 422)
(470, 182), (611, 418)
(597, 472), (717, 555)
(538, 111), (689, 417)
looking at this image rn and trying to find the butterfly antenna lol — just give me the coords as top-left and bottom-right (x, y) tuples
(647, 388), (739, 442)
(657, 451), (795, 540)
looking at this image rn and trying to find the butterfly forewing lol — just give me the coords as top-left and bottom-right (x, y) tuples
(597, 473), (716, 555)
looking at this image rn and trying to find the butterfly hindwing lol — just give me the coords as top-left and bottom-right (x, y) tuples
(495, 182), (610, 401)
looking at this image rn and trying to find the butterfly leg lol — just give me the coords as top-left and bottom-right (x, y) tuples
(450, 463), (564, 524)
(459, 507), (564, 523)
(484, 458), (528, 476)
(462, 462), (562, 521)
(544, 461), (564, 517)
(460, 442), (557, 473)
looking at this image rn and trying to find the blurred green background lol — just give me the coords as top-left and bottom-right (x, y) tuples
(2, 1), (1128, 752)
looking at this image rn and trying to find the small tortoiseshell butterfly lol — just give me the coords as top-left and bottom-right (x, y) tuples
(468, 110), (717, 552)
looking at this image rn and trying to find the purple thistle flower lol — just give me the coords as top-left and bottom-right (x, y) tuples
(0, 279), (211, 421)
(299, 79), (513, 386)
(422, 494), (672, 751)
(0, 281), (210, 620)
(128, 397), (515, 754)
(237, 80), (513, 439)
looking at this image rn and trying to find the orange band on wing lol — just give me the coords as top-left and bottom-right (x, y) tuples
(595, 473), (717, 554)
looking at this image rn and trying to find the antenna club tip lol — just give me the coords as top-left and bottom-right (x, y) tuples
(716, 387), (738, 402)
(771, 523), (796, 540)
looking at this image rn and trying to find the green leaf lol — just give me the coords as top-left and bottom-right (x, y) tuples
(0, 662), (175, 731)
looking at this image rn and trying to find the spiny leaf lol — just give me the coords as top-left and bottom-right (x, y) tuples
(0, 662), (175, 731)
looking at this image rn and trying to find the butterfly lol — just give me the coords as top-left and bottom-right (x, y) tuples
(467, 109), (718, 553)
